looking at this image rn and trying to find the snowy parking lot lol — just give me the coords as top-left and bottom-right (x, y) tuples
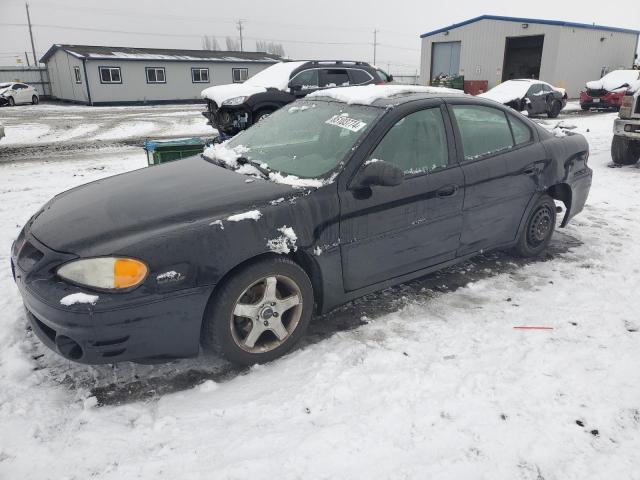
(1, 102), (639, 479)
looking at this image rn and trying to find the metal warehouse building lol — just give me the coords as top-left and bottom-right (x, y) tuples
(40, 45), (282, 105)
(420, 15), (640, 97)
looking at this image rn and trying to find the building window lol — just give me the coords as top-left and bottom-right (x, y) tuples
(146, 67), (166, 84)
(191, 68), (210, 83)
(73, 66), (82, 84)
(99, 66), (122, 84)
(232, 68), (248, 83)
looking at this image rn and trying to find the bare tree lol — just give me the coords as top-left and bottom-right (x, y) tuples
(255, 40), (285, 57)
(201, 36), (220, 50)
(225, 37), (241, 52)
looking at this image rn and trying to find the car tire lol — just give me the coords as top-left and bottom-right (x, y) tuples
(514, 194), (557, 258)
(611, 136), (640, 165)
(8, 96), (15, 107)
(547, 100), (562, 118)
(254, 109), (274, 123)
(32, 95), (39, 105)
(201, 256), (314, 365)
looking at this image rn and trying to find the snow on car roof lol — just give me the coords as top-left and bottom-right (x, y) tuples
(243, 61), (308, 90)
(586, 70), (640, 92)
(307, 84), (464, 106)
(479, 79), (559, 104)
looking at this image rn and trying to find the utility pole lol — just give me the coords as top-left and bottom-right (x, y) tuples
(25, 51), (30, 66)
(25, 2), (46, 95)
(373, 29), (378, 65)
(237, 19), (244, 52)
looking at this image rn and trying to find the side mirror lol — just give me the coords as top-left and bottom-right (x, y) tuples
(289, 83), (302, 93)
(351, 160), (404, 189)
(387, 74), (394, 82)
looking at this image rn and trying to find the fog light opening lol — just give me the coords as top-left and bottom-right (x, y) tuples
(55, 335), (83, 360)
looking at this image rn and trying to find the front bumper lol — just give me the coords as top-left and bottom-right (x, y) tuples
(613, 118), (640, 141)
(0, 97), (8, 106)
(12, 234), (212, 364)
(202, 103), (249, 136)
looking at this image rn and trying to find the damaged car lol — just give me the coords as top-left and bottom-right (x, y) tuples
(201, 60), (392, 136)
(479, 79), (567, 118)
(12, 85), (592, 366)
(580, 70), (640, 111)
(0, 82), (39, 106)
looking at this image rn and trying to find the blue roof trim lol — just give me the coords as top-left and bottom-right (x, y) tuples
(420, 15), (640, 38)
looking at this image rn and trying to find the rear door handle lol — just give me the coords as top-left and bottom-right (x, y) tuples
(436, 185), (459, 197)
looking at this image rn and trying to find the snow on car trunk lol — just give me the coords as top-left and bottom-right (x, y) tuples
(1, 112), (640, 479)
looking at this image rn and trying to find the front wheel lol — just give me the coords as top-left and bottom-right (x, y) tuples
(253, 109), (274, 123)
(7, 96), (15, 106)
(32, 95), (39, 105)
(611, 136), (640, 165)
(514, 195), (557, 257)
(547, 100), (562, 118)
(201, 257), (314, 365)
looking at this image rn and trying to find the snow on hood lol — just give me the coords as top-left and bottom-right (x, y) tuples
(201, 61), (307, 106)
(307, 84), (463, 105)
(586, 70), (640, 92)
(479, 80), (563, 104)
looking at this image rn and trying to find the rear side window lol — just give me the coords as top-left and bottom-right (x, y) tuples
(350, 69), (373, 85)
(509, 115), (532, 145)
(452, 105), (514, 160)
(322, 69), (350, 87)
(367, 107), (449, 175)
(289, 69), (319, 90)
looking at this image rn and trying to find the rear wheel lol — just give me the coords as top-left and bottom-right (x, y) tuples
(7, 96), (15, 106)
(514, 195), (557, 257)
(201, 257), (313, 365)
(31, 95), (39, 105)
(611, 136), (640, 165)
(547, 100), (562, 118)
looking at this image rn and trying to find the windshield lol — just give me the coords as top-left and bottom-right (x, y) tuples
(225, 100), (381, 179)
(243, 61), (307, 90)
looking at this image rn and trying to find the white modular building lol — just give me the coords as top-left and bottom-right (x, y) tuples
(40, 44), (282, 105)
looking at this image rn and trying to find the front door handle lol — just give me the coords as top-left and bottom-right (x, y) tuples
(436, 185), (459, 197)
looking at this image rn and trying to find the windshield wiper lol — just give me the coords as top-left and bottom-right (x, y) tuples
(237, 157), (271, 179)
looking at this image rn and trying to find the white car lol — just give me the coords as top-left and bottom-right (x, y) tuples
(0, 82), (39, 107)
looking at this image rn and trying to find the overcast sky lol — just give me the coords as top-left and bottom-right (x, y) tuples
(1, 0), (639, 75)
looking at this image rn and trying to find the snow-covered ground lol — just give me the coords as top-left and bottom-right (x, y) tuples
(1, 109), (639, 479)
(0, 102), (213, 147)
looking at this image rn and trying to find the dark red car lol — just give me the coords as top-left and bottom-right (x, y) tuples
(580, 70), (640, 110)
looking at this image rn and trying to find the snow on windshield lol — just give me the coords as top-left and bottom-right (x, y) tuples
(244, 61), (307, 90)
(586, 70), (640, 91)
(307, 84), (463, 105)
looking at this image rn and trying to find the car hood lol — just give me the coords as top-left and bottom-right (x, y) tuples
(0, 87), (10, 96)
(201, 83), (268, 106)
(30, 155), (295, 254)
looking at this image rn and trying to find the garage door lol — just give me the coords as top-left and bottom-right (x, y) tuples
(431, 41), (461, 80)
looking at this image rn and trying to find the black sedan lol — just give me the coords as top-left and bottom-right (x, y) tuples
(12, 86), (592, 366)
(480, 79), (568, 118)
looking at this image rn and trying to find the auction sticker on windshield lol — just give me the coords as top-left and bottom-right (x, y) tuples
(325, 114), (367, 132)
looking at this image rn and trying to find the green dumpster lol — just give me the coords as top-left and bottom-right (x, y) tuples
(143, 137), (209, 166)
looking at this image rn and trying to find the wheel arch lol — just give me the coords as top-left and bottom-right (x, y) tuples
(201, 249), (323, 332)
(547, 182), (572, 227)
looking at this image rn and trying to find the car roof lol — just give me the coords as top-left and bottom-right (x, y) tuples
(306, 85), (467, 107)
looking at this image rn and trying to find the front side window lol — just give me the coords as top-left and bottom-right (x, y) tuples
(146, 67), (166, 84)
(289, 69), (319, 90)
(224, 100), (381, 178)
(73, 66), (82, 83)
(452, 105), (514, 161)
(192, 68), (209, 83)
(367, 108), (449, 175)
(99, 67), (121, 84)
(321, 69), (350, 87)
(232, 68), (248, 83)
(527, 83), (544, 96)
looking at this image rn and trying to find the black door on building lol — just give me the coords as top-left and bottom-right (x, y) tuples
(502, 35), (545, 81)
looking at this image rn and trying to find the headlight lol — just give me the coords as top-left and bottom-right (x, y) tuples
(222, 96), (248, 106)
(57, 257), (148, 290)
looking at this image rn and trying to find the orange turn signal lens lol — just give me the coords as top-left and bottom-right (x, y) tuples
(114, 258), (148, 289)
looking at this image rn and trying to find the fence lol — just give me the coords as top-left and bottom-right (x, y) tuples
(0, 66), (50, 97)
